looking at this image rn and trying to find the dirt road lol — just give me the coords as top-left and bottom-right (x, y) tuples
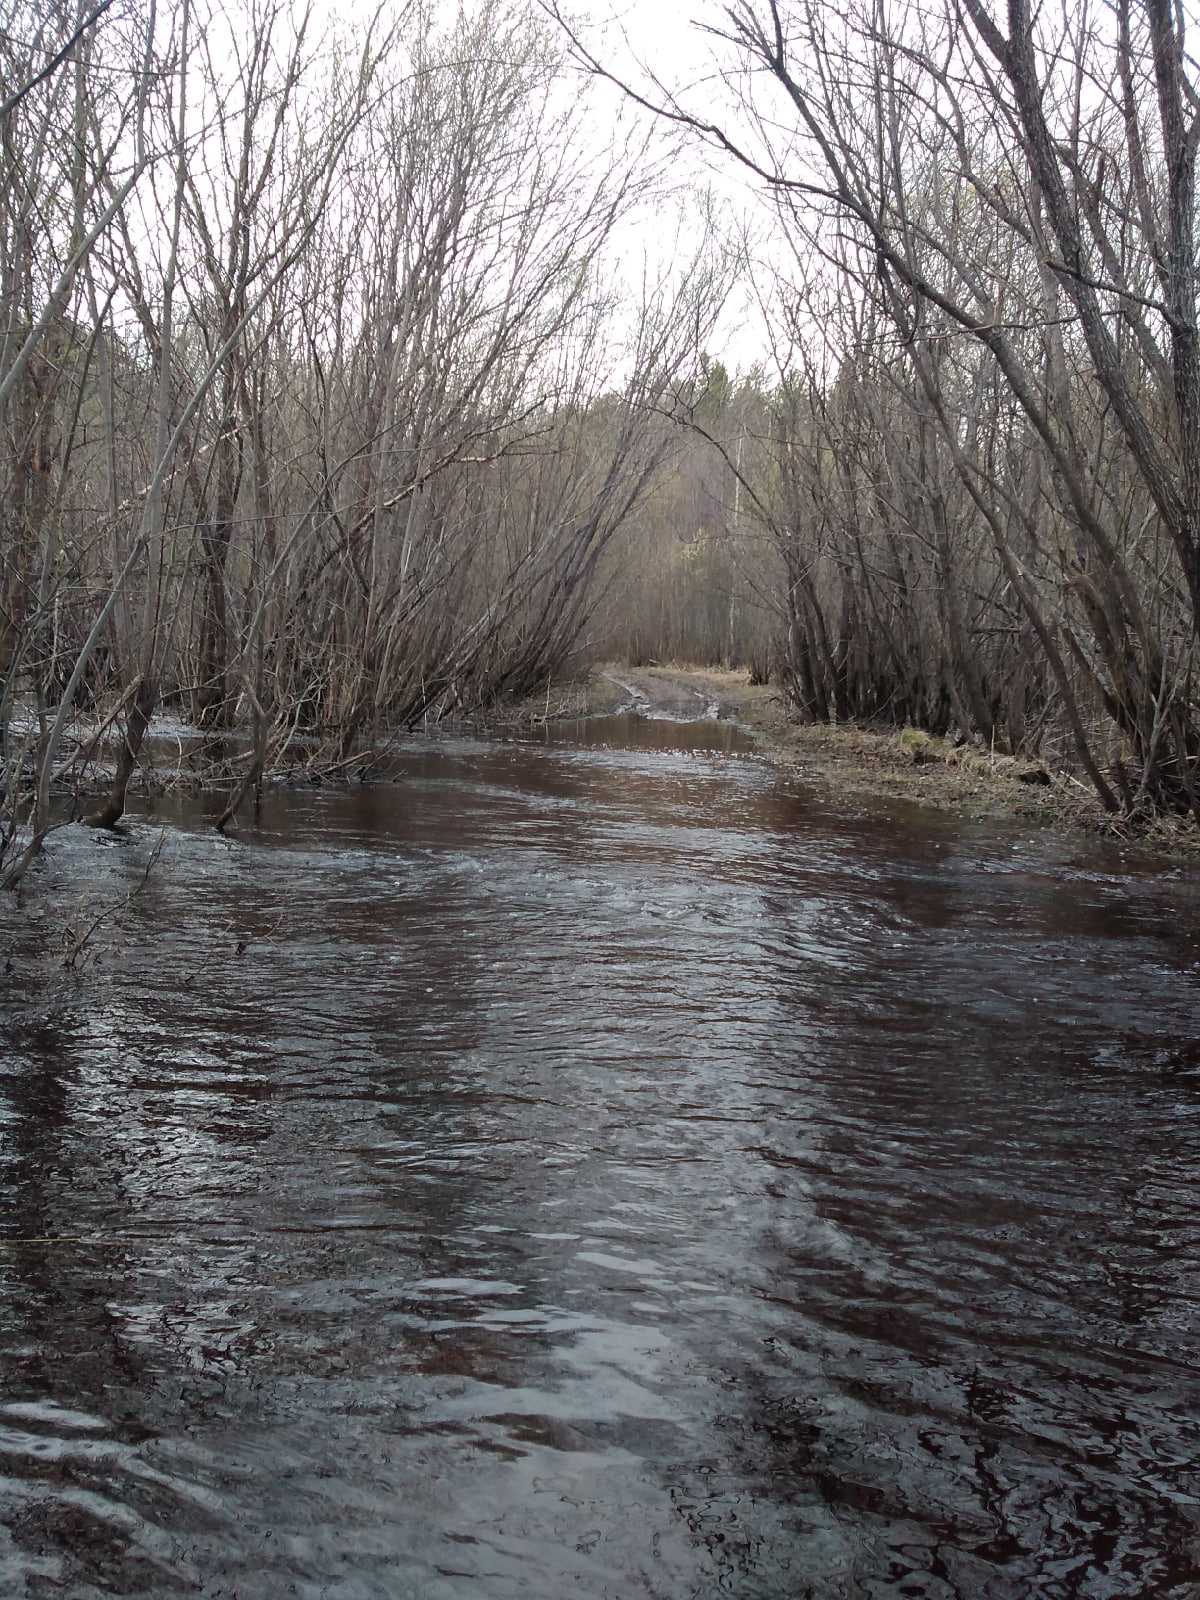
(599, 667), (749, 722)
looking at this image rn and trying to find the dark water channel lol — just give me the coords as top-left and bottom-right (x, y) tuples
(2, 720), (1200, 1598)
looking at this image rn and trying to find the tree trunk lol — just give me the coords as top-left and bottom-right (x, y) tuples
(84, 676), (157, 828)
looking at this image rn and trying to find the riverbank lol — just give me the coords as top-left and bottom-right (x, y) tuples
(484, 663), (1200, 857)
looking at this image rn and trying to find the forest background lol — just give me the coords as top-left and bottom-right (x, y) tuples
(3, 0), (1199, 887)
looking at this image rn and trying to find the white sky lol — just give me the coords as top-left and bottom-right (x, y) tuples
(543, 1), (777, 372)
(183, 0), (779, 373)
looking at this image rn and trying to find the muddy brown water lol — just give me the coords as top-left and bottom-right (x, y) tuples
(1, 720), (1199, 1598)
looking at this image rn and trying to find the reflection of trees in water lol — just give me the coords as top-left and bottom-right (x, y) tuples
(4, 747), (1200, 1595)
(679, 812), (1200, 1597)
(0, 1017), (189, 1593)
(2, 1017), (153, 1397)
(665, 1295), (1200, 1597)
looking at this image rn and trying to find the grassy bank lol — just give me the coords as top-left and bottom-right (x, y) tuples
(489, 664), (1199, 857)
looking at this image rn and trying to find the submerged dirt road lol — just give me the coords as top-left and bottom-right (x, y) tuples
(2, 725), (1199, 1597)
(545, 665), (1140, 847)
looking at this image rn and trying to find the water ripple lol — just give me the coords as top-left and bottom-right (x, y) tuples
(1, 736), (1198, 1596)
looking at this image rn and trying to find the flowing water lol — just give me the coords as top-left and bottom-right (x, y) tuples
(1, 721), (1199, 1598)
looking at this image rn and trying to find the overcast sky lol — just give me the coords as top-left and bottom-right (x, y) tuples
(544, 1), (778, 373)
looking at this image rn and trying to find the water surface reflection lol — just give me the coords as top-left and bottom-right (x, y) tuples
(1, 733), (1198, 1597)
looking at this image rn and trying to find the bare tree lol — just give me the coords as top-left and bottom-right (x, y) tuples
(0, 0), (732, 874)
(551, 0), (1200, 815)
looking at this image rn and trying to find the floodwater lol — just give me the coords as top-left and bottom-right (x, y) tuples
(1, 720), (1199, 1598)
